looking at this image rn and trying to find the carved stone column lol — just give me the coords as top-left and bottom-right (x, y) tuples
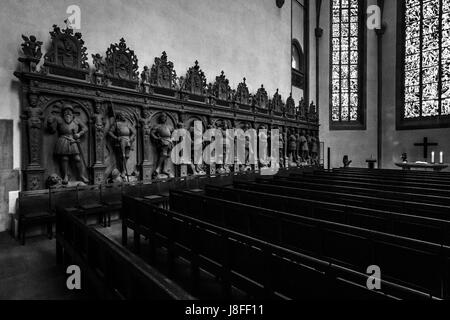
(92, 100), (107, 184)
(139, 107), (153, 182)
(22, 91), (45, 190)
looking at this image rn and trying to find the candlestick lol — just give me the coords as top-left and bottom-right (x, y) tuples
(440, 151), (444, 164)
(431, 151), (435, 164)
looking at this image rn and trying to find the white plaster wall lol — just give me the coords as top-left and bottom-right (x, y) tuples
(0, 0), (293, 170)
(381, 0), (450, 170)
(318, 0), (378, 169)
(0, 0), (297, 232)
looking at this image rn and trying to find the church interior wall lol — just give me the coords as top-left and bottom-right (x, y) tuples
(318, 0), (378, 169)
(0, 0), (294, 232)
(380, 0), (450, 170)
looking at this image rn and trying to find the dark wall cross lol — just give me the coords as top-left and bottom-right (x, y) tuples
(414, 137), (438, 159)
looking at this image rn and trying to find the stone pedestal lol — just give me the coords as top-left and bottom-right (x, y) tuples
(209, 163), (216, 176)
(139, 162), (153, 182)
(177, 164), (188, 178)
(142, 83), (151, 94)
(23, 166), (45, 191)
(92, 164), (107, 185)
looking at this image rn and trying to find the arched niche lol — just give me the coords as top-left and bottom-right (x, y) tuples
(148, 111), (177, 178)
(42, 99), (91, 185)
(104, 105), (140, 181)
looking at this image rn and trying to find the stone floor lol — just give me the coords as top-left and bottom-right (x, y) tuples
(0, 232), (87, 300)
(0, 219), (249, 300)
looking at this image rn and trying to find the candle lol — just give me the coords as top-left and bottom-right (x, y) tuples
(440, 152), (444, 164)
(431, 151), (435, 164)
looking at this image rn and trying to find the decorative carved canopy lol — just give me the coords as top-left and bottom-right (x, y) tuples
(181, 60), (207, 96)
(21, 35), (43, 60)
(270, 89), (284, 113)
(254, 85), (269, 109)
(150, 51), (177, 89)
(212, 71), (231, 101)
(235, 78), (251, 105)
(43, 23), (89, 80)
(285, 93), (296, 115)
(14, 22), (320, 190)
(104, 38), (139, 89)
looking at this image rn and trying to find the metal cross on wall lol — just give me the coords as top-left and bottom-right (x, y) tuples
(414, 137), (438, 159)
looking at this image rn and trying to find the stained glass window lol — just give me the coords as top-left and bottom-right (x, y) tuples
(330, 0), (362, 127)
(402, 0), (450, 120)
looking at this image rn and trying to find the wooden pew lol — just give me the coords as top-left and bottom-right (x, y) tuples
(332, 168), (450, 181)
(121, 195), (432, 300)
(168, 190), (450, 299)
(286, 174), (450, 197)
(18, 189), (53, 245)
(298, 171), (450, 190)
(232, 180), (450, 222)
(56, 206), (193, 300)
(204, 184), (450, 246)
(256, 176), (450, 207)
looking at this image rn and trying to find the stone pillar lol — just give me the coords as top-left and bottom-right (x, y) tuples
(92, 100), (107, 184)
(139, 107), (153, 182)
(22, 92), (45, 190)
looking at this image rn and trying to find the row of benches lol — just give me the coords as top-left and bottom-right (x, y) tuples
(168, 189), (449, 298)
(18, 172), (247, 244)
(204, 184), (450, 246)
(121, 195), (434, 300)
(55, 206), (193, 300)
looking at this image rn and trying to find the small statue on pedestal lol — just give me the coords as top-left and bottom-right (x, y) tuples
(151, 113), (174, 179)
(299, 130), (309, 163)
(288, 130), (298, 166)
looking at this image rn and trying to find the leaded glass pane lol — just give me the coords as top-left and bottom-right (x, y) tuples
(403, 0), (450, 118)
(331, 0), (360, 123)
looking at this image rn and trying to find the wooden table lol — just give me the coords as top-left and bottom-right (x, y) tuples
(395, 162), (449, 172)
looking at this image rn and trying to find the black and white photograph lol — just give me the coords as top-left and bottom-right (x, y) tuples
(0, 0), (449, 312)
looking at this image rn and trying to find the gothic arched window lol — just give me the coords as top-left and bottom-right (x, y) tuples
(398, 0), (450, 129)
(330, 0), (365, 130)
(292, 40), (304, 88)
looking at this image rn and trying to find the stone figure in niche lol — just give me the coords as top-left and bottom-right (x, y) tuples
(188, 123), (206, 176)
(343, 155), (352, 168)
(151, 113), (174, 179)
(310, 133), (319, 165)
(306, 130), (313, 161)
(240, 123), (253, 171)
(295, 129), (301, 163)
(47, 103), (89, 185)
(299, 130), (309, 162)
(222, 122), (232, 174)
(214, 120), (227, 174)
(108, 112), (136, 180)
(275, 126), (285, 168)
(288, 130), (298, 166)
(258, 125), (269, 168)
(26, 93), (44, 165)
